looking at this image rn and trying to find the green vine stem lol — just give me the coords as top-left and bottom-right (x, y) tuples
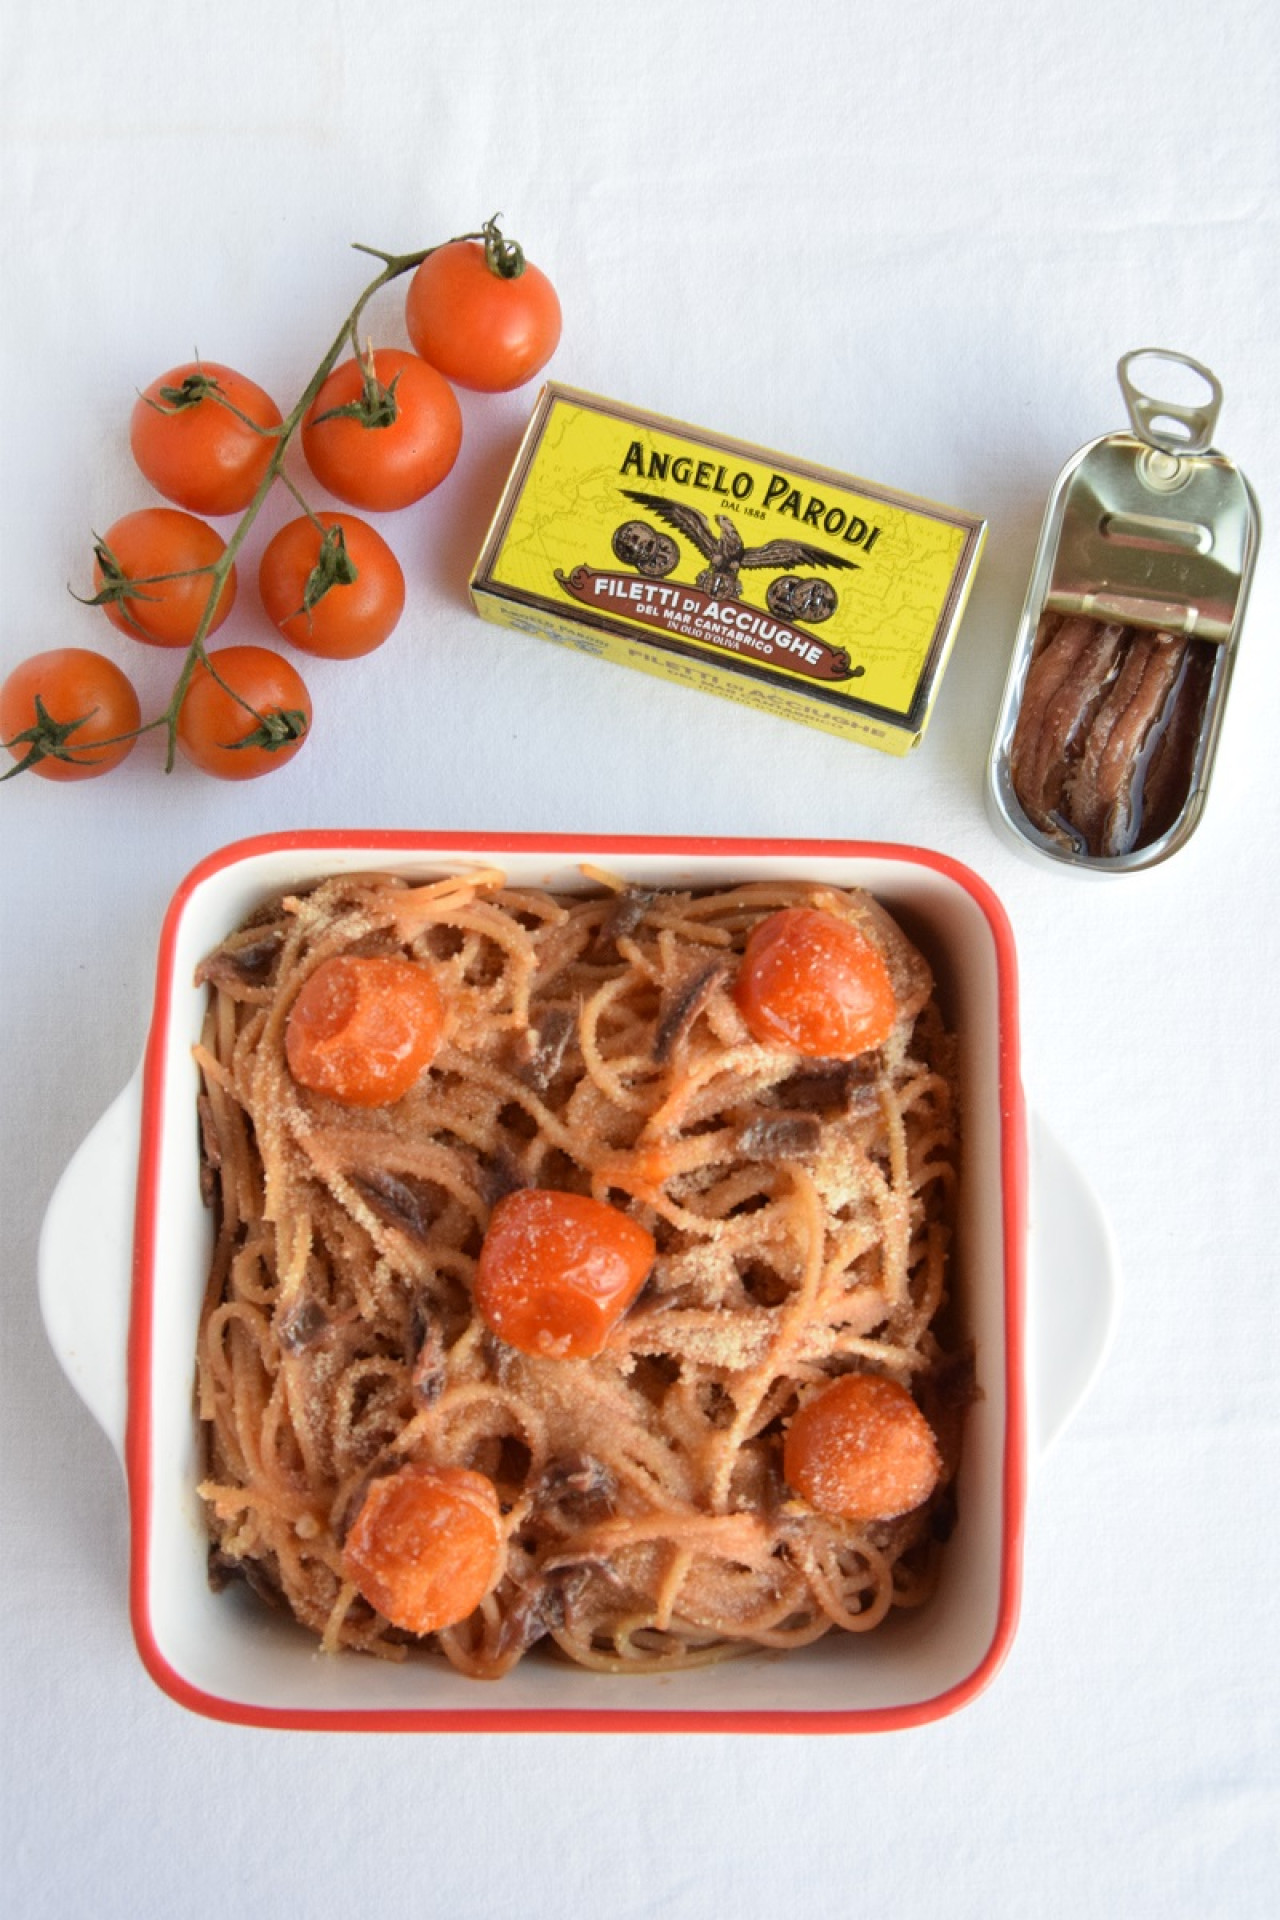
(4, 215), (515, 779)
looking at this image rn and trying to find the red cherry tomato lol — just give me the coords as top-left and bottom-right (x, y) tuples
(1, 648), (140, 782)
(130, 361), (282, 516)
(341, 1464), (504, 1636)
(258, 513), (405, 660)
(301, 348), (462, 511)
(176, 644), (310, 781)
(783, 1373), (941, 1522)
(92, 507), (236, 650)
(285, 954), (444, 1106)
(734, 907), (896, 1058)
(405, 239), (561, 393)
(473, 1188), (655, 1359)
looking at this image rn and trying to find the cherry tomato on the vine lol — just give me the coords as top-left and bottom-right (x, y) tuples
(285, 954), (444, 1106)
(473, 1188), (656, 1359)
(734, 907), (897, 1059)
(341, 1464), (504, 1636)
(1, 649), (141, 782)
(301, 348), (462, 512)
(130, 361), (283, 517)
(258, 513), (405, 660)
(92, 507), (236, 650)
(783, 1373), (941, 1522)
(176, 644), (310, 781)
(405, 239), (561, 393)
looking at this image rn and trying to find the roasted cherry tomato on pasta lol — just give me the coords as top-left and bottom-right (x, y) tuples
(300, 348), (462, 512)
(130, 361), (282, 517)
(91, 507), (236, 649)
(176, 644), (310, 781)
(784, 1373), (941, 1522)
(285, 954), (444, 1106)
(341, 1464), (504, 1636)
(258, 513), (406, 660)
(474, 1188), (655, 1359)
(734, 906), (896, 1058)
(1, 648), (140, 782)
(404, 237), (561, 393)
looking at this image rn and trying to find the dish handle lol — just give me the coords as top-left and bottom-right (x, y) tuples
(1026, 1113), (1120, 1458)
(38, 1070), (141, 1466)
(37, 1085), (1119, 1468)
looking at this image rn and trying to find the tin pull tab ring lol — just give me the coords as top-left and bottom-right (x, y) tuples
(1118, 348), (1223, 458)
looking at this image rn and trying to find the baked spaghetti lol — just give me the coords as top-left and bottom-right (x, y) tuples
(194, 868), (970, 1677)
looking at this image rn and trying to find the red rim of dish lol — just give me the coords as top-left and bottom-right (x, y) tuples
(127, 831), (1027, 1732)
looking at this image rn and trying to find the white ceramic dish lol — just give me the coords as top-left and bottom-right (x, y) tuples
(39, 832), (1117, 1732)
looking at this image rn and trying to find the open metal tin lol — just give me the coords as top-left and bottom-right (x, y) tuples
(988, 350), (1260, 872)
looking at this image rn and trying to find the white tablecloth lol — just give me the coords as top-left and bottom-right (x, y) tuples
(3, 2), (1277, 1913)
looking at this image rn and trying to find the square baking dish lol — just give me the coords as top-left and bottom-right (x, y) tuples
(41, 832), (1027, 1731)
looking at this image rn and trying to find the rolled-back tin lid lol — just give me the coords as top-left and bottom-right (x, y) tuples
(988, 350), (1261, 873)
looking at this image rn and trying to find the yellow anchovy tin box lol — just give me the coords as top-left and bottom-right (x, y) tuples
(471, 386), (986, 754)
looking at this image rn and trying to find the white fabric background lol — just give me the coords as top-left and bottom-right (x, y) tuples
(2, 2), (1277, 1914)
